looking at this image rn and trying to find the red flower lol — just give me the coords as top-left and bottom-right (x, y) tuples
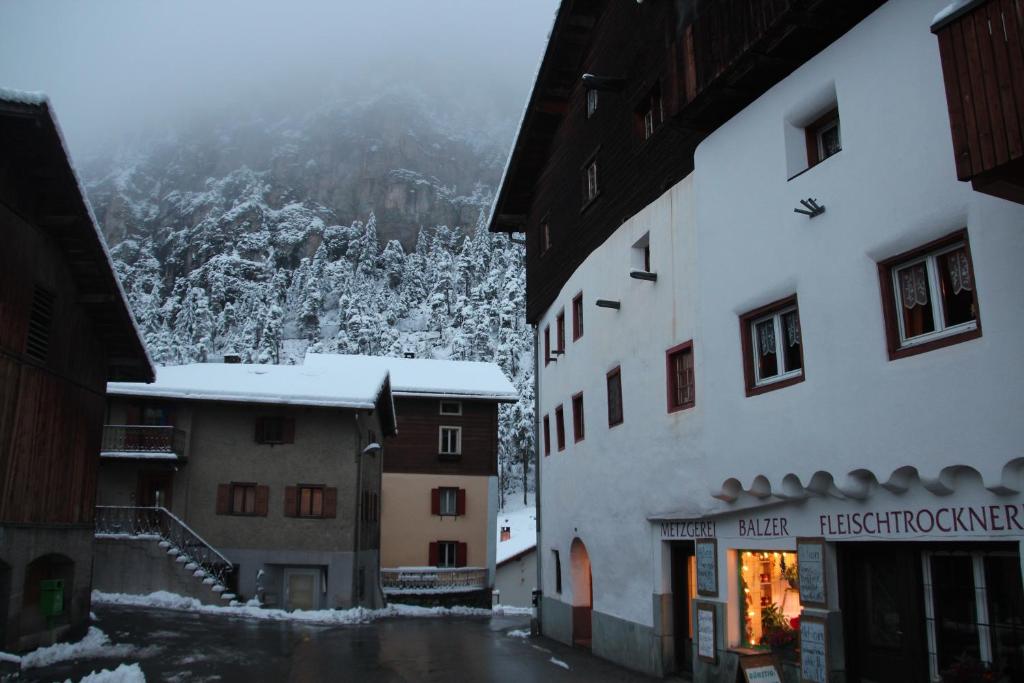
(789, 617), (800, 630)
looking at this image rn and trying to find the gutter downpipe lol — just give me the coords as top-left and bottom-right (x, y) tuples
(532, 323), (542, 635)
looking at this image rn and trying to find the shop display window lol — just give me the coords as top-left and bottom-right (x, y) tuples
(739, 551), (802, 654)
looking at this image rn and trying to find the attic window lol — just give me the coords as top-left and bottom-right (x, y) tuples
(439, 400), (462, 416)
(541, 222), (552, 256)
(25, 286), (55, 363)
(637, 85), (664, 141)
(586, 89), (598, 118)
(583, 158), (599, 206)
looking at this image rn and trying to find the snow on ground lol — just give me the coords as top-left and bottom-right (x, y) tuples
(19, 626), (157, 669)
(507, 629), (531, 638)
(93, 590), (529, 624)
(71, 662), (146, 683)
(496, 499), (536, 565)
(549, 656), (570, 670)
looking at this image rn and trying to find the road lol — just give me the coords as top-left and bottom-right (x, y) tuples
(17, 605), (658, 682)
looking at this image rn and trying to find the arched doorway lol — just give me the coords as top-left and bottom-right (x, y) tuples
(570, 538), (592, 649)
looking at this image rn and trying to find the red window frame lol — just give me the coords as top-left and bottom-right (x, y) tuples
(572, 293), (584, 341)
(739, 294), (806, 397)
(543, 415), (551, 456)
(666, 341), (696, 413)
(571, 392), (585, 443)
(606, 366), (623, 427)
(556, 311), (566, 353)
(555, 405), (566, 451)
(544, 325), (551, 366)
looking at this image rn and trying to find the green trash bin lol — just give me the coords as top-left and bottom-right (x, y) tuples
(40, 579), (64, 617)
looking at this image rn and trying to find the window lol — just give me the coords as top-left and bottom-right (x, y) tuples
(437, 541), (458, 568)
(666, 341), (695, 412)
(739, 550), (802, 648)
(541, 222), (552, 256)
(555, 405), (565, 451)
(231, 484), (256, 515)
(637, 85), (664, 141)
(25, 286), (55, 363)
(607, 366), (623, 427)
(543, 414), (551, 456)
(544, 325), (551, 366)
(572, 392), (585, 443)
(361, 491), (379, 523)
(439, 426), (461, 455)
(439, 487), (458, 516)
(553, 549), (563, 593)
(572, 293), (584, 341)
(631, 233), (651, 272)
(879, 230), (980, 360)
(806, 108), (841, 167)
(556, 311), (565, 353)
(255, 417), (294, 444)
(584, 158), (599, 205)
(439, 400), (462, 416)
(586, 88), (598, 118)
(740, 296), (805, 396)
(923, 550), (1024, 680)
(298, 486), (324, 518)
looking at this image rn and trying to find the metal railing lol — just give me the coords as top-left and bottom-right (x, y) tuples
(95, 506), (232, 589)
(101, 425), (187, 456)
(380, 567), (488, 595)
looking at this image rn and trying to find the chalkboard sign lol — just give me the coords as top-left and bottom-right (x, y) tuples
(800, 614), (829, 683)
(797, 537), (827, 608)
(740, 654), (782, 683)
(695, 538), (718, 597)
(696, 602), (716, 663)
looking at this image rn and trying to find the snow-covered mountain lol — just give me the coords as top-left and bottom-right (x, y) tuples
(82, 87), (534, 503)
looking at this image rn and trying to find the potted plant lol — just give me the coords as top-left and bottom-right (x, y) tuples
(760, 604), (798, 661)
(940, 655), (1005, 683)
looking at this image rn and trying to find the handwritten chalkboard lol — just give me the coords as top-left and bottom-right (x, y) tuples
(696, 538), (718, 597)
(797, 538), (827, 608)
(800, 615), (828, 683)
(696, 602), (716, 663)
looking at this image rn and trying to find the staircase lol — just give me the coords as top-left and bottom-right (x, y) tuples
(93, 506), (235, 605)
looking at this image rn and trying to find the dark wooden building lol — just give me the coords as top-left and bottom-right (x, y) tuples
(0, 90), (153, 650)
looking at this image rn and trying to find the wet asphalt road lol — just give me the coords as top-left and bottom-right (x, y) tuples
(18, 605), (658, 682)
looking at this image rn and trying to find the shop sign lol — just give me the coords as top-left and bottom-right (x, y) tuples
(696, 602), (717, 663)
(659, 519), (717, 539)
(800, 615), (829, 683)
(739, 654), (782, 683)
(696, 538), (718, 596)
(818, 503), (1024, 538)
(796, 537), (827, 608)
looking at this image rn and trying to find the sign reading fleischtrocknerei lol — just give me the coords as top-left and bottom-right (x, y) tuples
(800, 615), (828, 683)
(797, 537), (827, 608)
(696, 538), (718, 596)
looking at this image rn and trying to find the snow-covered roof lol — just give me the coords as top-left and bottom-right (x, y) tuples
(304, 353), (517, 402)
(931, 0), (980, 30)
(0, 87), (47, 106)
(108, 362), (391, 411)
(496, 504), (536, 566)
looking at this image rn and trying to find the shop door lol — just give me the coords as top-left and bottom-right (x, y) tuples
(841, 545), (927, 683)
(284, 569), (318, 612)
(670, 543), (695, 674)
(136, 471), (173, 510)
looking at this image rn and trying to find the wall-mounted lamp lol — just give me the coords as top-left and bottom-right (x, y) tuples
(794, 198), (825, 218)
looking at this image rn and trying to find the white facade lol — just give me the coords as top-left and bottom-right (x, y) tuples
(535, 1), (1024, 679)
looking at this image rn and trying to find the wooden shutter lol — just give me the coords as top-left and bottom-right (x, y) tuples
(283, 418), (296, 444)
(429, 542), (439, 567)
(284, 486), (297, 517)
(323, 487), (337, 518)
(255, 485), (269, 516)
(456, 542), (467, 568)
(456, 488), (466, 516)
(216, 484), (230, 515)
(430, 488), (440, 515)
(254, 418), (265, 443)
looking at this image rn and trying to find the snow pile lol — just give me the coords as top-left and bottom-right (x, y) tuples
(507, 628), (531, 638)
(93, 590), (526, 625)
(496, 502), (536, 565)
(70, 663), (146, 683)
(549, 657), (570, 670)
(20, 627), (140, 669)
(493, 605), (533, 616)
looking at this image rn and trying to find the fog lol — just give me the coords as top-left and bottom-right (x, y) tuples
(0, 0), (557, 158)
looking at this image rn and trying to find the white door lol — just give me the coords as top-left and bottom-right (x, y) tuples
(284, 569), (319, 611)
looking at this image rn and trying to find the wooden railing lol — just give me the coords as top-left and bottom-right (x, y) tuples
(101, 425), (187, 457)
(380, 567), (488, 595)
(95, 506), (233, 589)
(933, 0), (1024, 200)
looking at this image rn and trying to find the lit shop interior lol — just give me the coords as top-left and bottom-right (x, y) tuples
(739, 551), (802, 648)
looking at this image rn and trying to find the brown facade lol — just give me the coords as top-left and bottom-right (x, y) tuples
(489, 0), (885, 322)
(384, 397), (499, 476)
(0, 94), (152, 650)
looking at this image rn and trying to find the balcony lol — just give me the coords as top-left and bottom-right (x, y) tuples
(933, 0), (1024, 203)
(100, 425), (187, 461)
(380, 567), (488, 595)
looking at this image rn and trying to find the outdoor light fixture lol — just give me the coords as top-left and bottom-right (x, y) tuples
(794, 197), (825, 218)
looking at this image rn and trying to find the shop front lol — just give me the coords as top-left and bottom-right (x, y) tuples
(653, 480), (1024, 682)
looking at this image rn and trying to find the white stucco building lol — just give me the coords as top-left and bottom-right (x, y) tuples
(491, 1), (1024, 680)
